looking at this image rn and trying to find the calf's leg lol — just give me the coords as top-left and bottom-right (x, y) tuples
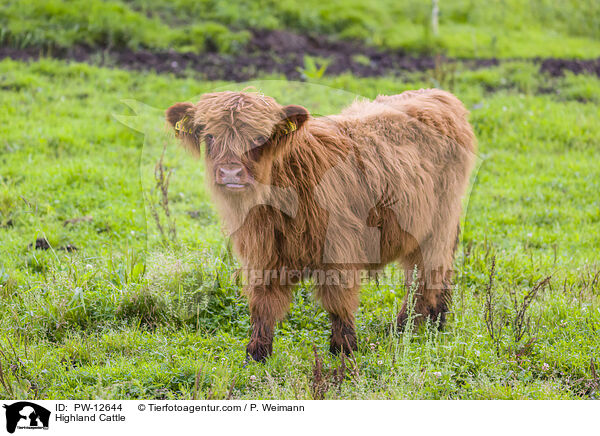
(397, 229), (457, 329)
(246, 283), (292, 362)
(397, 267), (452, 329)
(318, 282), (360, 354)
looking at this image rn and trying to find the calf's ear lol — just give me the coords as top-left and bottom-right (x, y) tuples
(165, 102), (203, 156)
(274, 105), (309, 137)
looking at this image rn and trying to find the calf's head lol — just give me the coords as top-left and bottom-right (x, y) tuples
(166, 92), (309, 202)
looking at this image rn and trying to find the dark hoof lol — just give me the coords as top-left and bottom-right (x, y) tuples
(431, 312), (447, 330)
(329, 334), (357, 355)
(246, 341), (272, 363)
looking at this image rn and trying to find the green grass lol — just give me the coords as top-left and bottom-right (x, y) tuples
(0, 57), (599, 399)
(1, 0), (600, 57)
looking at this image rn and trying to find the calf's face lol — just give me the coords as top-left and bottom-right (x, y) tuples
(166, 92), (308, 199)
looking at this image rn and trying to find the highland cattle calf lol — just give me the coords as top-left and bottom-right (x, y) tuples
(166, 89), (476, 362)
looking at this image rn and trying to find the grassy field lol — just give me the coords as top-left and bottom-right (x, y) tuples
(0, 0), (599, 400)
(1, 56), (599, 399)
(1, 0), (600, 57)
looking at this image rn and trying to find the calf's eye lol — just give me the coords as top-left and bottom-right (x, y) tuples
(246, 142), (268, 162)
(204, 134), (214, 153)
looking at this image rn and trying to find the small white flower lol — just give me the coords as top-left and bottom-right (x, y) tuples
(369, 343), (376, 350)
(541, 363), (550, 371)
(377, 360), (383, 365)
(433, 371), (442, 379)
(249, 375), (257, 382)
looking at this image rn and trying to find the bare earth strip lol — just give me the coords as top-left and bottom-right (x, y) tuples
(1, 29), (599, 81)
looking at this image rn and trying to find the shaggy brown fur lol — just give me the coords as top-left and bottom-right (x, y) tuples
(166, 89), (476, 362)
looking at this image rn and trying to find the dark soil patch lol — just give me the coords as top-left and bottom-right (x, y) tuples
(28, 237), (77, 252)
(539, 58), (600, 77)
(0, 31), (450, 80)
(0, 219), (14, 228)
(1, 29), (599, 81)
(60, 243), (78, 252)
(30, 237), (51, 250)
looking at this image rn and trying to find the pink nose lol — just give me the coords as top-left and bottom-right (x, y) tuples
(219, 167), (242, 180)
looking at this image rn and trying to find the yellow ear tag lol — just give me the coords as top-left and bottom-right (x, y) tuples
(174, 115), (191, 137)
(283, 120), (296, 135)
